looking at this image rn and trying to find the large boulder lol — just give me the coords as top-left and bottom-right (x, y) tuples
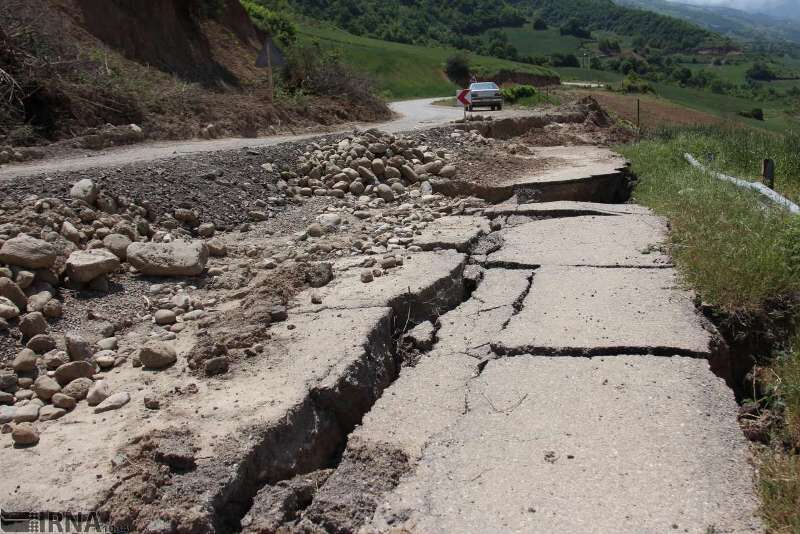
(139, 342), (177, 369)
(54, 360), (96, 386)
(70, 179), (98, 205)
(65, 249), (120, 283)
(127, 241), (209, 276)
(0, 234), (57, 269)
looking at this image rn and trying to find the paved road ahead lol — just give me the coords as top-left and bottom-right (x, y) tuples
(0, 98), (469, 180)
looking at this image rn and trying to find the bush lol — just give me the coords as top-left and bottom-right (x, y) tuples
(500, 84), (537, 103)
(739, 108), (765, 121)
(550, 53), (579, 68)
(559, 18), (590, 39)
(445, 53), (471, 86)
(746, 62), (777, 82)
(532, 18), (547, 30)
(281, 44), (383, 111)
(240, 0), (297, 45)
(621, 73), (653, 94)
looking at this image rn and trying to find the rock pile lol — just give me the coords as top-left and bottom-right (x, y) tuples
(284, 129), (458, 205)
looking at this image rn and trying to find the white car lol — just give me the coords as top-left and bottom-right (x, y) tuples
(468, 82), (503, 111)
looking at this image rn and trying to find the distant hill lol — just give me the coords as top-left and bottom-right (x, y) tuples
(284, 0), (727, 53)
(616, 0), (800, 46)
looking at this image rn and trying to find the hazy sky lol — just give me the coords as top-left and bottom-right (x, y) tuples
(667, 0), (784, 9)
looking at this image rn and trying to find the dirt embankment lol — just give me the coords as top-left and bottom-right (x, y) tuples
(0, 0), (390, 153)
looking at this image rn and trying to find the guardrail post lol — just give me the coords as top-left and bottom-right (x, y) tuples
(762, 159), (775, 190)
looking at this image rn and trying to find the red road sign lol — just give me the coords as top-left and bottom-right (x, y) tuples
(457, 89), (471, 107)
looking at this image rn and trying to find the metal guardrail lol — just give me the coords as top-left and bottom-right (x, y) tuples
(684, 153), (800, 215)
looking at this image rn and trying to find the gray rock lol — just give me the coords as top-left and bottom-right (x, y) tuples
(70, 178), (98, 204)
(66, 249), (120, 283)
(12, 349), (37, 373)
(44, 350), (69, 370)
(19, 311), (47, 338)
(0, 405), (16, 424)
(0, 278), (27, 311)
(97, 337), (118, 350)
(139, 342), (177, 369)
(154, 309), (177, 325)
(204, 356), (230, 376)
(439, 164), (457, 178)
(0, 372), (17, 392)
(15, 270), (34, 289)
(0, 234), (57, 269)
(102, 233), (132, 260)
(87, 380), (112, 406)
(54, 360), (96, 386)
(66, 332), (93, 361)
(26, 334), (56, 354)
(32, 375), (61, 401)
(39, 405), (67, 421)
(206, 238), (227, 257)
(52, 393), (77, 410)
(127, 240), (209, 276)
(42, 298), (63, 318)
(13, 403), (40, 423)
(376, 184), (395, 202)
(93, 350), (117, 369)
(307, 223), (325, 238)
(197, 223), (216, 238)
(400, 165), (419, 183)
(61, 221), (81, 243)
(94, 391), (130, 413)
(0, 296), (19, 319)
(61, 377), (93, 400)
(0, 392), (13, 405)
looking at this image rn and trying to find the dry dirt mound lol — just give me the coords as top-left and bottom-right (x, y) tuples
(0, 0), (390, 152)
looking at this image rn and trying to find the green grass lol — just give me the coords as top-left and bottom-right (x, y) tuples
(619, 128), (800, 311)
(500, 26), (586, 56)
(652, 83), (795, 132)
(296, 21), (558, 100)
(760, 448), (800, 534)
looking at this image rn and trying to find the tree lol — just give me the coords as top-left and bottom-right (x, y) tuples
(559, 19), (590, 39)
(746, 62), (777, 82)
(445, 53), (470, 86)
(532, 18), (547, 30)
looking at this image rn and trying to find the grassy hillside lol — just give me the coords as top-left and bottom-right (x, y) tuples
(501, 26), (586, 56)
(297, 22), (558, 99)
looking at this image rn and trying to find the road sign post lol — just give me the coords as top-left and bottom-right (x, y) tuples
(457, 89), (471, 122)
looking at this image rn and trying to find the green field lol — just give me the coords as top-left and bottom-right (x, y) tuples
(500, 26), (587, 56)
(653, 83), (796, 132)
(297, 22), (558, 100)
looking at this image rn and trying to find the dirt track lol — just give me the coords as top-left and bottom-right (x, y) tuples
(0, 103), (763, 533)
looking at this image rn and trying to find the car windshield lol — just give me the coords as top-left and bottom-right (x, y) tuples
(470, 82), (498, 90)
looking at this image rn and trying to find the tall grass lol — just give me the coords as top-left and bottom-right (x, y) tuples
(643, 126), (800, 203)
(621, 134), (800, 311)
(622, 127), (800, 532)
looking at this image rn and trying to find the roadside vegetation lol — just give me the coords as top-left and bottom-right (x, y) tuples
(620, 126), (800, 531)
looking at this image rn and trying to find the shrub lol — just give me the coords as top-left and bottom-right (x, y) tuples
(240, 0), (297, 45)
(746, 62), (777, 82)
(739, 108), (765, 121)
(532, 18), (547, 30)
(621, 73), (653, 94)
(550, 53), (579, 68)
(445, 53), (471, 87)
(500, 84), (537, 103)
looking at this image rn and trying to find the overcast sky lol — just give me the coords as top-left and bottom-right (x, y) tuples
(666, 0), (784, 9)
